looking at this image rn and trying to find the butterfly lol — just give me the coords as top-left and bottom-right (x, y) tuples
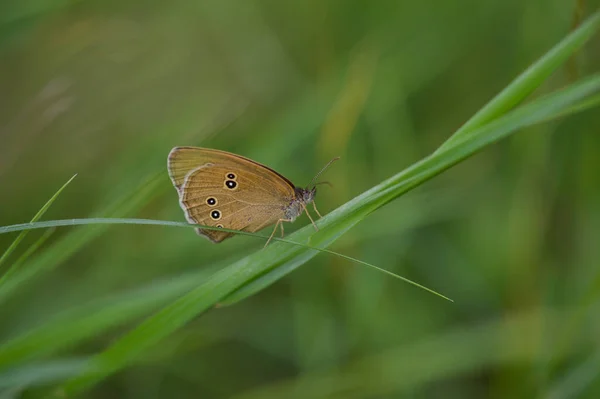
(167, 147), (338, 246)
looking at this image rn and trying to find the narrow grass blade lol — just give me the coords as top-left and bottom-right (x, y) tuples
(545, 91), (600, 122)
(0, 174), (76, 273)
(0, 172), (163, 305)
(0, 217), (451, 302)
(0, 218), (193, 235)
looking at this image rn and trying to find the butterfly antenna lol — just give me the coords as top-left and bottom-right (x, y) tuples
(309, 157), (340, 188)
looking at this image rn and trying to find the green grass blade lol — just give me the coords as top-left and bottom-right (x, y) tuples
(435, 10), (600, 153)
(56, 72), (600, 395)
(0, 174), (76, 273)
(0, 172), (163, 305)
(545, 91), (600, 122)
(222, 74), (600, 305)
(0, 217), (450, 301)
(0, 218), (193, 235)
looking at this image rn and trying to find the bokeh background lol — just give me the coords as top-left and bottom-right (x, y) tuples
(2, 0), (600, 398)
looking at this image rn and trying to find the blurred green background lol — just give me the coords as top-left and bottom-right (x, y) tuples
(2, 0), (600, 398)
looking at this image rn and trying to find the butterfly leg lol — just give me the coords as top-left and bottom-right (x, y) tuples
(312, 201), (323, 218)
(265, 218), (292, 248)
(303, 206), (319, 231)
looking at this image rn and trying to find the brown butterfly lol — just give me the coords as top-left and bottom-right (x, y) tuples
(167, 147), (338, 246)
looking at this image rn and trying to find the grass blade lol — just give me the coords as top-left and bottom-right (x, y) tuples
(222, 74), (600, 305)
(0, 172), (163, 305)
(0, 174), (76, 275)
(0, 217), (451, 302)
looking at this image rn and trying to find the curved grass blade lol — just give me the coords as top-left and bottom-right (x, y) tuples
(0, 218), (193, 235)
(0, 172), (163, 305)
(55, 72), (600, 395)
(0, 217), (451, 302)
(0, 174), (76, 277)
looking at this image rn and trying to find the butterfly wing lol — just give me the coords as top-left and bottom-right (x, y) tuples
(168, 147), (297, 242)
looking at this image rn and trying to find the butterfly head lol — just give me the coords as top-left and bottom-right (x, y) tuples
(285, 157), (340, 222)
(296, 186), (317, 204)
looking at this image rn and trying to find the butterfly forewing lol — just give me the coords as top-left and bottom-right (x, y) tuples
(168, 147), (297, 242)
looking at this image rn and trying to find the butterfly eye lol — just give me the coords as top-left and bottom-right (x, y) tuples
(210, 210), (221, 220)
(226, 173), (236, 180)
(225, 180), (237, 190)
(206, 197), (217, 206)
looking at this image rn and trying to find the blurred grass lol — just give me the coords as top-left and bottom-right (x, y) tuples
(60, 71), (600, 396)
(229, 307), (600, 399)
(2, 1), (600, 398)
